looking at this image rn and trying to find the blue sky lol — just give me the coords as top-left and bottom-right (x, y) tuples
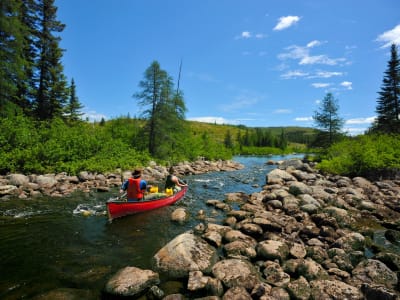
(56, 0), (400, 135)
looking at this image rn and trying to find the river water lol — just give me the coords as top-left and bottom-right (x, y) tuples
(0, 155), (304, 299)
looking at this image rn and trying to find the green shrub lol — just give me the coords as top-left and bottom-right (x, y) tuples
(318, 134), (400, 178)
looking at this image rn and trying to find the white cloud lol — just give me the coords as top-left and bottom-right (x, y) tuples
(82, 111), (107, 122)
(187, 116), (250, 125)
(273, 16), (300, 31)
(343, 127), (368, 136)
(278, 43), (346, 66)
(341, 81), (353, 90)
(273, 109), (292, 114)
(307, 40), (322, 48)
(255, 33), (267, 39)
(241, 31), (251, 38)
(345, 116), (376, 124)
(188, 116), (230, 124)
(312, 83), (330, 88)
(281, 70), (309, 79)
(295, 117), (313, 122)
(376, 24), (400, 48)
(300, 55), (345, 66)
(310, 71), (344, 78)
(236, 31), (266, 40)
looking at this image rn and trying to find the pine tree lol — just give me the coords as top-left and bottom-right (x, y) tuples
(313, 92), (344, 146)
(33, 0), (68, 120)
(134, 61), (187, 159)
(372, 44), (400, 134)
(64, 78), (84, 122)
(0, 0), (30, 116)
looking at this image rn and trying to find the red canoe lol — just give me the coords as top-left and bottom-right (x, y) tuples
(106, 186), (188, 221)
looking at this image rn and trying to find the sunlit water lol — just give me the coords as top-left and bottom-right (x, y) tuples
(3, 154), (394, 299)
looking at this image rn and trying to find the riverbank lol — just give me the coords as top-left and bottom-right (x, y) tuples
(0, 159), (244, 199)
(101, 158), (400, 299)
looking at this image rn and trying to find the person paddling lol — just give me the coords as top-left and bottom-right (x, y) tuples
(120, 169), (147, 201)
(165, 166), (187, 193)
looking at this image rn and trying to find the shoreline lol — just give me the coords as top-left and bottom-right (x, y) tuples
(0, 159), (245, 199)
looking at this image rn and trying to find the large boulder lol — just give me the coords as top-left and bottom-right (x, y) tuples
(257, 239), (289, 262)
(152, 232), (218, 278)
(352, 259), (398, 289)
(266, 169), (297, 185)
(104, 266), (159, 297)
(8, 174), (29, 187)
(212, 258), (261, 290)
(310, 279), (363, 299)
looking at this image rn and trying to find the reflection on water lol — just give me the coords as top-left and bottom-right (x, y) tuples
(0, 155), (305, 298)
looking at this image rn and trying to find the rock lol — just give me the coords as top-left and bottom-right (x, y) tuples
(297, 258), (329, 281)
(223, 240), (257, 259)
(289, 181), (313, 196)
(212, 258), (261, 290)
(35, 175), (57, 188)
(0, 185), (18, 196)
(171, 208), (189, 223)
(310, 279), (363, 299)
(104, 266), (159, 297)
(290, 242), (307, 259)
(361, 283), (398, 300)
(266, 169), (297, 185)
(187, 270), (209, 291)
(237, 222), (263, 238)
(278, 159), (304, 170)
(224, 192), (250, 203)
(331, 232), (365, 252)
(8, 174), (29, 187)
(152, 232), (218, 278)
(223, 229), (257, 247)
(222, 286), (252, 300)
(263, 260), (290, 287)
(352, 259), (398, 289)
(286, 276), (311, 300)
(257, 240), (289, 262)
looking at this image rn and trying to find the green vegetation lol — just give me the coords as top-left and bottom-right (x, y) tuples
(0, 114), (315, 175)
(317, 134), (400, 179)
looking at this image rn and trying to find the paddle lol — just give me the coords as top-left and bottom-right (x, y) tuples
(118, 192), (127, 201)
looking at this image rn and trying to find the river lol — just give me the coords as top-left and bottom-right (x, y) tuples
(0, 155), (303, 299)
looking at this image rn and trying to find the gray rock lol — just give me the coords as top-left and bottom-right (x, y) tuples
(352, 259), (398, 289)
(8, 174), (29, 187)
(212, 259), (261, 290)
(104, 266), (159, 297)
(152, 232), (218, 278)
(310, 279), (363, 299)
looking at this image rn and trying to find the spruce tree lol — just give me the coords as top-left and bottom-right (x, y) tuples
(65, 78), (84, 122)
(0, 0), (30, 116)
(372, 43), (400, 134)
(313, 92), (344, 146)
(34, 0), (68, 120)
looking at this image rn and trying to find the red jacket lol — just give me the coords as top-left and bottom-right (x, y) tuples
(127, 178), (144, 200)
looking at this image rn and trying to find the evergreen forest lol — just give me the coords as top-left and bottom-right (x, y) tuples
(1, 1), (399, 179)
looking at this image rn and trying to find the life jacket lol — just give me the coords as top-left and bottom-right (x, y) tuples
(127, 178), (144, 200)
(165, 174), (175, 189)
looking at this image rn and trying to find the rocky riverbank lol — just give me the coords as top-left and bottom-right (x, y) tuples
(102, 159), (400, 299)
(0, 159), (244, 199)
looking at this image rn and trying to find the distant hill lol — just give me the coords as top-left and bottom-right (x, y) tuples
(187, 121), (318, 145)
